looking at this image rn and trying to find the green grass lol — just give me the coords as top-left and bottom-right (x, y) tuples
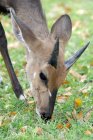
(0, 0), (93, 139)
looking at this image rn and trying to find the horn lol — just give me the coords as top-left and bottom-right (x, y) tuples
(48, 39), (59, 68)
(65, 42), (90, 70)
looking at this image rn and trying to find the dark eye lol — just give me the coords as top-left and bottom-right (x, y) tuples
(39, 72), (48, 85)
(40, 72), (47, 81)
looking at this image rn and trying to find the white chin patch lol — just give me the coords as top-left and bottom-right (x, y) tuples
(36, 107), (41, 117)
(19, 95), (25, 100)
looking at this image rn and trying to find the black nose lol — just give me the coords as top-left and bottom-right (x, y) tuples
(41, 112), (51, 121)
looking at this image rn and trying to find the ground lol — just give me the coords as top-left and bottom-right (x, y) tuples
(0, 0), (93, 139)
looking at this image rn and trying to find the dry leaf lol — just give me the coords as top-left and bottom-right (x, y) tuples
(72, 109), (77, 120)
(66, 113), (72, 122)
(21, 126), (27, 133)
(9, 42), (20, 49)
(27, 100), (35, 104)
(70, 69), (86, 82)
(63, 80), (70, 85)
(66, 122), (71, 129)
(80, 75), (87, 82)
(64, 92), (72, 96)
(85, 130), (92, 135)
(56, 123), (63, 129)
(73, 21), (82, 31)
(65, 87), (72, 92)
(36, 127), (43, 135)
(84, 108), (93, 122)
(74, 98), (82, 108)
(25, 89), (33, 97)
(9, 112), (17, 116)
(57, 95), (68, 103)
(79, 85), (91, 95)
(76, 111), (83, 121)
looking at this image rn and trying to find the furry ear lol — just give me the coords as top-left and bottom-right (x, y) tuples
(10, 9), (24, 42)
(51, 14), (72, 44)
(10, 8), (41, 52)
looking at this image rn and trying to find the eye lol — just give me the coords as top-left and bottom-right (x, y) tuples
(39, 72), (48, 85)
(40, 72), (47, 81)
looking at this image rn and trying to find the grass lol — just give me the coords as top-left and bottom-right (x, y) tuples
(0, 0), (93, 139)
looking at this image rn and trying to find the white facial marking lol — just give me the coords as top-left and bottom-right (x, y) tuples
(33, 72), (36, 78)
(48, 90), (52, 97)
(19, 95), (25, 100)
(36, 107), (41, 117)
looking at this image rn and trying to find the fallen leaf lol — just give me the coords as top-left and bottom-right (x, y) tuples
(25, 88), (33, 98)
(9, 112), (17, 116)
(76, 111), (83, 121)
(66, 122), (71, 129)
(35, 127), (43, 135)
(27, 100), (35, 104)
(80, 75), (87, 82)
(84, 108), (93, 122)
(0, 119), (11, 127)
(74, 98), (82, 108)
(72, 109), (77, 120)
(8, 42), (20, 48)
(64, 92), (72, 96)
(21, 126), (27, 133)
(66, 113), (72, 122)
(73, 21), (82, 31)
(72, 110), (83, 121)
(56, 123), (63, 129)
(69, 69), (86, 82)
(85, 130), (92, 135)
(65, 87), (72, 91)
(79, 85), (91, 95)
(62, 80), (70, 85)
(57, 95), (68, 103)
(70, 69), (81, 79)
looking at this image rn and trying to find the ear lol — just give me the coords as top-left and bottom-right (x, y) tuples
(51, 14), (72, 44)
(10, 8), (41, 52)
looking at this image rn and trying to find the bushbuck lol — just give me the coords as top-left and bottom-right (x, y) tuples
(0, 0), (90, 120)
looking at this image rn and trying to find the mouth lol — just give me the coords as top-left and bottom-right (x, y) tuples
(36, 107), (51, 121)
(36, 89), (58, 121)
(36, 90), (58, 121)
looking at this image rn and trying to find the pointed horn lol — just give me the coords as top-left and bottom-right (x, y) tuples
(48, 39), (59, 68)
(65, 42), (90, 70)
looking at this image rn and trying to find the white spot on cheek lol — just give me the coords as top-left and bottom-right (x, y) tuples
(33, 72), (36, 78)
(19, 95), (25, 100)
(36, 107), (41, 117)
(48, 90), (52, 97)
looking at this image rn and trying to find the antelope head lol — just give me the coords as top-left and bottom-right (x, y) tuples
(10, 7), (89, 121)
